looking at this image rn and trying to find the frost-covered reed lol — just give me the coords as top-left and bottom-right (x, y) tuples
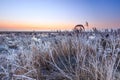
(0, 30), (120, 80)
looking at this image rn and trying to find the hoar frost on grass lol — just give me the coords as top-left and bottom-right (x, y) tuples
(0, 31), (120, 80)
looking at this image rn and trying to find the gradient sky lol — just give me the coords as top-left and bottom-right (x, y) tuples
(0, 0), (120, 31)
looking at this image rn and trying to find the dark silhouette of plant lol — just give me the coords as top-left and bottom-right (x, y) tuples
(92, 27), (98, 33)
(73, 24), (85, 33)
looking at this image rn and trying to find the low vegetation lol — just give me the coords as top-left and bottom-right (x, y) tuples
(0, 30), (120, 80)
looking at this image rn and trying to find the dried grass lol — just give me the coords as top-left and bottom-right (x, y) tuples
(0, 31), (120, 80)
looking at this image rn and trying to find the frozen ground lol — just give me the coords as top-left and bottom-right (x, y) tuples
(0, 30), (120, 80)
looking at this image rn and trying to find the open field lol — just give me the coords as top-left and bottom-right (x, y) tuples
(0, 30), (120, 80)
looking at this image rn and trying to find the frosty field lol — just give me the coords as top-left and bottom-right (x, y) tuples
(0, 30), (120, 80)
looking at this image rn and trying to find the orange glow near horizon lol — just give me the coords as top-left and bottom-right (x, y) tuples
(0, 21), (75, 31)
(0, 20), (119, 31)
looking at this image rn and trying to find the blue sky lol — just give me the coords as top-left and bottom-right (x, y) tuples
(0, 0), (120, 30)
